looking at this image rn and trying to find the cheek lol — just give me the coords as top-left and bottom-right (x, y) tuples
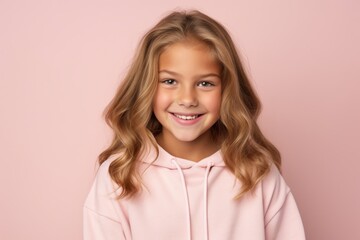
(203, 91), (222, 113)
(153, 89), (172, 112)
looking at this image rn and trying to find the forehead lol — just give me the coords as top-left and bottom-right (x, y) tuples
(159, 40), (220, 75)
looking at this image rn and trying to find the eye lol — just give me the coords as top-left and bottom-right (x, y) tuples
(161, 79), (177, 85)
(198, 81), (214, 87)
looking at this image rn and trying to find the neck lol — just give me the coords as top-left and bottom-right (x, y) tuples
(155, 132), (221, 162)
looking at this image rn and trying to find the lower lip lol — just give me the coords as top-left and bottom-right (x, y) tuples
(170, 113), (203, 126)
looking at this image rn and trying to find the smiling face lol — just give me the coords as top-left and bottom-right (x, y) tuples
(153, 40), (222, 156)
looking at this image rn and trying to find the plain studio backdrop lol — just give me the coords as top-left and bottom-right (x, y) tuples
(0, 0), (359, 239)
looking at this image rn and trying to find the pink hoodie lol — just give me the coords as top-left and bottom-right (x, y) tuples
(84, 146), (305, 240)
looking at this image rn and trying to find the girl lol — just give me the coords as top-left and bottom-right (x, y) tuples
(84, 10), (305, 240)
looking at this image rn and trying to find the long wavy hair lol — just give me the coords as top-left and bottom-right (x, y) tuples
(99, 10), (281, 199)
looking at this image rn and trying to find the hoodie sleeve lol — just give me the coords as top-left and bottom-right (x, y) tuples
(83, 160), (129, 240)
(263, 166), (306, 240)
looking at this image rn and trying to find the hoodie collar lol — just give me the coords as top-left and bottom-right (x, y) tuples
(142, 144), (226, 169)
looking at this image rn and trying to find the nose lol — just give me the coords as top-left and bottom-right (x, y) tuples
(176, 86), (198, 107)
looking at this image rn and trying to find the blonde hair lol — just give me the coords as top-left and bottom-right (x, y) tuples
(99, 10), (281, 198)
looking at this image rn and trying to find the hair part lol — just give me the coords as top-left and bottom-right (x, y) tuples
(99, 10), (281, 199)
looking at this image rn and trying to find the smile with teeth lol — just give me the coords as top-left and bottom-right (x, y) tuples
(173, 113), (200, 120)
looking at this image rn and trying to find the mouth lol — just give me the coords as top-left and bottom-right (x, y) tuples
(172, 113), (202, 120)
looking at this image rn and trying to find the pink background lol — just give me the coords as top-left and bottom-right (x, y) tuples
(1, 0), (359, 239)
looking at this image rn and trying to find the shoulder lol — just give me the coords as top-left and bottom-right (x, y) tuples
(260, 165), (306, 238)
(92, 157), (121, 195)
(97, 158), (115, 182)
(83, 157), (128, 223)
(83, 158), (131, 236)
(260, 164), (292, 221)
(84, 157), (123, 217)
(261, 164), (290, 194)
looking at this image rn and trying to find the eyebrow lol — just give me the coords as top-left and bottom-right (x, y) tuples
(159, 70), (221, 79)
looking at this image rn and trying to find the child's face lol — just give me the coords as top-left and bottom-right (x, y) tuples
(153, 40), (222, 148)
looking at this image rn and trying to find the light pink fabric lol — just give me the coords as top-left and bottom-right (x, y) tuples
(84, 146), (306, 240)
